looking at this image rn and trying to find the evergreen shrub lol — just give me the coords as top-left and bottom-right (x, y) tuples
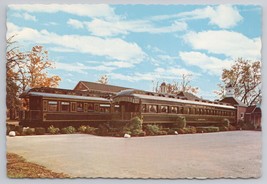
(47, 125), (60, 134)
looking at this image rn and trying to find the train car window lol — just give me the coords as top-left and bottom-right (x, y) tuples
(180, 107), (184, 114)
(84, 103), (88, 112)
(188, 108), (191, 114)
(48, 101), (58, 111)
(71, 102), (76, 112)
(100, 104), (111, 113)
(61, 102), (70, 112)
(160, 105), (168, 113)
(43, 100), (47, 111)
(94, 104), (99, 112)
(77, 102), (83, 112)
(88, 103), (94, 112)
(114, 105), (120, 113)
(141, 104), (146, 113)
(171, 107), (177, 113)
(148, 105), (157, 113)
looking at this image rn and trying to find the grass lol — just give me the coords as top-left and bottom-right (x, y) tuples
(7, 153), (70, 178)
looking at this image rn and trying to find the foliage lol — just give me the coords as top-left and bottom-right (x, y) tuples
(221, 118), (230, 127)
(97, 123), (110, 136)
(218, 126), (229, 131)
(61, 126), (76, 134)
(35, 127), (46, 135)
(228, 124), (237, 131)
(6, 125), (11, 135)
(85, 126), (98, 135)
(173, 116), (186, 128)
(7, 153), (69, 178)
(47, 125), (60, 134)
(6, 35), (61, 119)
(241, 122), (255, 130)
(97, 75), (108, 84)
(123, 116), (144, 136)
(24, 128), (35, 135)
(215, 58), (261, 106)
(144, 124), (161, 136)
(196, 127), (220, 133)
(78, 125), (87, 133)
(153, 74), (199, 94)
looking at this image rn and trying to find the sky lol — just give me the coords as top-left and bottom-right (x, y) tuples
(6, 4), (262, 100)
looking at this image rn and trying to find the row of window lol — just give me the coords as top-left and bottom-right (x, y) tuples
(142, 104), (235, 116)
(43, 100), (119, 113)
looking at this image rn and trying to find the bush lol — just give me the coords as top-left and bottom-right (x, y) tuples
(61, 126), (76, 134)
(218, 126), (229, 131)
(85, 126), (98, 135)
(6, 125), (11, 135)
(173, 116), (186, 128)
(24, 128), (35, 135)
(97, 123), (110, 136)
(228, 124), (237, 131)
(241, 121), (255, 130)
(47, 125), (60, 134)
(15, 126), (23, 135)
(78, 125), (87, 133)
(144, 124), (161, 136)
(221, 118), (230, 127)
(196, 127), (219, 133)
(35, 127), (46, 135)
(122, 116), (143, 136)
(183, 127), (197, 134)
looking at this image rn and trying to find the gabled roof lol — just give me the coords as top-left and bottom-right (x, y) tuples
(219, 97), (247, 107)
(74, 81), (130, 93)
(177, 91), (201, 101)
(246, 105), (257, 114)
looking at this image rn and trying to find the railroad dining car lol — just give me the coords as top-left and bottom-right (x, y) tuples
(112, 89), (237, 127)
(19, 88), (118, 128)
(19, 88), (237, 128)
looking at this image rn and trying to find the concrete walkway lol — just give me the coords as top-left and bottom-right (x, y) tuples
(6, 131), (261, 179)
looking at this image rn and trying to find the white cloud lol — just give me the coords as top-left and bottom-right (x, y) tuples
(55, 62), (116, 74)
(67, 19), (84, 29)
(109, 65), (197, 82)
(183, 30), (261, 60)
(9, 4), (116, 20)
(151, 5), (243, 29)
(85, 18), (187, 37)
(7, 22), (146, 62)
(179, 51), (233, 75)
(13, 12), (37, 21)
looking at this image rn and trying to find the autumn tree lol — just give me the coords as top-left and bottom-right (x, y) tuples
(215, 58), (261, 106)
(6, 35), (26, 119)
(97, 75), (108, 84)
(6, 36), (61, 119)
(153, 74), (199, 94)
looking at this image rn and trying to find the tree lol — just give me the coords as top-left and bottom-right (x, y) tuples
(215, 58), (261, 106)
(97, 75), (108, 84)
(153, 74), (199, 94)
(6, 36), (61, 119)
(6, 35), (26, 119)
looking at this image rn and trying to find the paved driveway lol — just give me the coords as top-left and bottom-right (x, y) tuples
(6, 131), (261, 178)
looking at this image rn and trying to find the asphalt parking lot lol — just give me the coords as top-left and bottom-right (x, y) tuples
(6, 131), (261, 179)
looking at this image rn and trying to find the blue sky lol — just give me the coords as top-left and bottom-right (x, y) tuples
(7, 4), (261, 100)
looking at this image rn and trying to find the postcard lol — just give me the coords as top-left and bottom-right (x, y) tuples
(6, 4), (262, 179)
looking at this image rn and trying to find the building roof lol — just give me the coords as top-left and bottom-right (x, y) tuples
(219, 97), (247, 107)
(74, 81), (132, 93)
(115, 89), (235, 109)
(177, 91), (201, 101)
(246, 105), (257, 114)
(24, 92), (110, 102)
